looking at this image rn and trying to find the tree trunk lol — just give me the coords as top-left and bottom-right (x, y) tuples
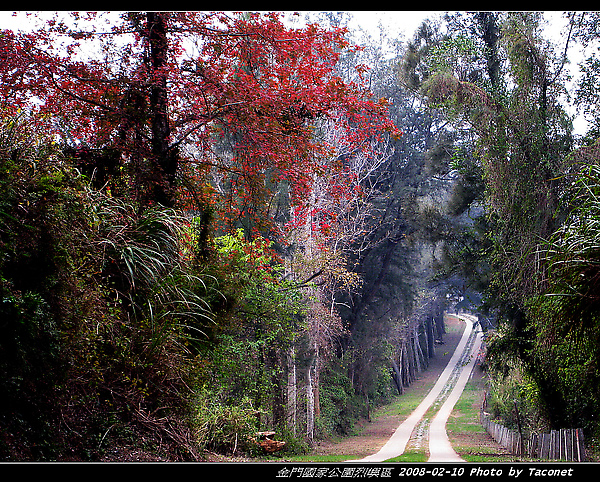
(391, 358), (403, 394)
(413, 329), (423, 374)
(146, 12), (177, 207)
(435, 310), (446, 341)
(306, 362), (315, 443)
(313, 343), (321, 421)
(287, 346), (297, 435)
(406, 338), (415, 384)
(270, 348), (285, 429)
(426, 316), (435, 358)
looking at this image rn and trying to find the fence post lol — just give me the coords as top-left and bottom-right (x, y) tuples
(479, 405), (586, 461)
(514, 400), (524, 456)
(576, 428), (586, 462)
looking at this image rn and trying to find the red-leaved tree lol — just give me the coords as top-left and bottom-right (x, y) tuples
(0, 11), (400, 241)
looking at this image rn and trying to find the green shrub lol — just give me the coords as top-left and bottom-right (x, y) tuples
(191, 388), (259, 454)
(0, 111), (220, 460)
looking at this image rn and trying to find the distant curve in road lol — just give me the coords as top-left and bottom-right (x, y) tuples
(428, 315), (483, 462)
(353, 313), (482, 463)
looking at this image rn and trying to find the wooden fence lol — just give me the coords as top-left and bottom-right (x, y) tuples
(480, 409), (587, 461)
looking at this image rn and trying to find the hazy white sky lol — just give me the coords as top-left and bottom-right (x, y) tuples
(0, 10), (436, 34)
(0, 10), (588, 133)
(0, 11), (564, 41)
(346, 10), (439, 34)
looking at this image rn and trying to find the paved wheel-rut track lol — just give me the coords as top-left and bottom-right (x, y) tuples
(353, 314), (483, 463)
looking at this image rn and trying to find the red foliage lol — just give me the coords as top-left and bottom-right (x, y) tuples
(0, 12), (400, 240)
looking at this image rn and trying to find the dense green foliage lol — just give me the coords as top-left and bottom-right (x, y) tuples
(399, 11), (600, 450)
(0, 112), (218, 459)
(4, 11), (600, 461)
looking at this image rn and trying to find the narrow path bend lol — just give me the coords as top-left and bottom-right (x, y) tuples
(428, 314), (483, 462)
(354, 314), (483, 463)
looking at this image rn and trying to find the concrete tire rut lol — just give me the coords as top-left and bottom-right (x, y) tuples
(353, 314), (483, 463)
